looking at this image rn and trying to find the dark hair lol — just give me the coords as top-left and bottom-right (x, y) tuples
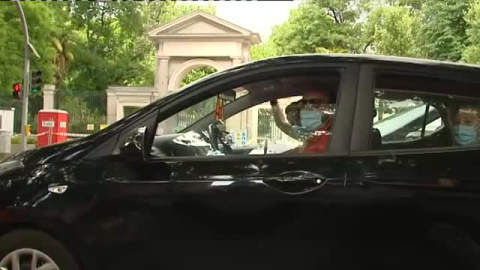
(285, 101), (301, 125)
(285, 101), (301, 113)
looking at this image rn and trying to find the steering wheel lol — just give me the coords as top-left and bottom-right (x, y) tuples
(207, 120), (233, 154)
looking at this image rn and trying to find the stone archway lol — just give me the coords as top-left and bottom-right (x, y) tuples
(106, 11), (260, 124)
(148, 11), (260, 96)
(168, 58), (223, 91)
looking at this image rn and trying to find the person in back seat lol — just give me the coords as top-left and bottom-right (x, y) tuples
(452, 105), (480, 146)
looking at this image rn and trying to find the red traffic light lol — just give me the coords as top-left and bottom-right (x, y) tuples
(12, 83), (21, 100)
(13, 83), (21, 92)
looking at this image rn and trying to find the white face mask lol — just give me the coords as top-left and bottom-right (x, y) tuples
(300, 109), (323, 132)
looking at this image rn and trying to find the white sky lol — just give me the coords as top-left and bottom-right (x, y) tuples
(179, 1), (302, 42)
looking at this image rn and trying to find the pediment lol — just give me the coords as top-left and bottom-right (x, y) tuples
(148, 11), (257, 38)
(166, 19), (240, 35)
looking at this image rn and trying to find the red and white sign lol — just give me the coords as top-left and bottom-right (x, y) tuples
(42, 120), (55, 128)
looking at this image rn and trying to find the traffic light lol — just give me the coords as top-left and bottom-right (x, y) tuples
(31, 71), (42, 93)
(12, 83), (21, 100)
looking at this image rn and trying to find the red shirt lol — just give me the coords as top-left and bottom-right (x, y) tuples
(302, 119), (333, 154)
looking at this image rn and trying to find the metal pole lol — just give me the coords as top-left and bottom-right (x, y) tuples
(14, 0), (30, 151)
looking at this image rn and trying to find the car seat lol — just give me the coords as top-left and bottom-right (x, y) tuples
(371, 128), (382, 150)
(371, 108), (382, 150)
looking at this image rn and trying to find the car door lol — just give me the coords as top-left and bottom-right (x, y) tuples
(71, 107), (182, 270)
(91, 61), (357, 270)
(347, 63), (480, 270)
(144, 63), (359, 270)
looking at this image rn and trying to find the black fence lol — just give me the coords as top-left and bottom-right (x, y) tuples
(56, 90), (107, 134)
(1, 89), (108, 136)
(257, 108), (283, 143)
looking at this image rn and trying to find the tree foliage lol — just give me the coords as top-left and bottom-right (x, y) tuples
(416, 0), (470, 61)
(64, 2), (215, 92)
(258, 0), (476, 64)
(270, 0), (364, 55)
(0, 3), (57, 93)
(0, 2), (215, 94)
(251, 41), (278, 61)
(180, 66), (217, 87)
(462, 0), (480, 64)
(363, 6), (419, 57)
(5, 0), (480, 96)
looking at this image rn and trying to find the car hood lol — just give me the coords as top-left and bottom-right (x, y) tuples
(2, 138), (94, 168)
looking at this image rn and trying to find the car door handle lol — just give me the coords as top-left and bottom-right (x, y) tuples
(263, 171), (330, 195)
(273, 170), (325, 184)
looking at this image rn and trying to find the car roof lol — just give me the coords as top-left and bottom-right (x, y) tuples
(160, 53), (480, 103)
(139, 53), (480, 129)
(244, 53), (480, 74)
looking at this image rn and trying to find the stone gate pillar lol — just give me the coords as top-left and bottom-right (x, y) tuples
(106, 91), (117, 125)
(42, 84), (56, 110)
(155, 56), (170, 97)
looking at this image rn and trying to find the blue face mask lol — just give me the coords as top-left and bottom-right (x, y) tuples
(454, 125), (477, 145)
(300, 109), (323, 132)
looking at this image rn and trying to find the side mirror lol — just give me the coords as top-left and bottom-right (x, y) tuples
(140, 127), (149, 161)
(120, 126), (149, 161)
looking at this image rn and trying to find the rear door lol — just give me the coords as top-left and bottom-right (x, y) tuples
(347, 63), (480, 269)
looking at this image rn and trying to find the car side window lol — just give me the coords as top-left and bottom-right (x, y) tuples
(225, 96), (305, 154)
(152, 72), (341, 157)
(371, 74), (480, 150)
(373, 92), (446, 145)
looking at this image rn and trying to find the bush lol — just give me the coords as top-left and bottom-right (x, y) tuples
(11, 135), (37, 145)
(10, 136), (20, 144)
(27, 137), (37, 144)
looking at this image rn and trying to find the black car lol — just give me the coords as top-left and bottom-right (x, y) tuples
(1, 54), (480, 270)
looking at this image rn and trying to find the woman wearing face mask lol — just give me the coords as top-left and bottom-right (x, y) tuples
(453, 106), (480, 146)
(270, 89), (335, 153)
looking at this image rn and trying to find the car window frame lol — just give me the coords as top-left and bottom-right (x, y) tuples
(145, 62), (360, 162)
(350, 63), (480, 155)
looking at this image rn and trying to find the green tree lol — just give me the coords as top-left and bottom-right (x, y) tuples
(47, 2), (78, 90)
(64, 2), (215, 92)
(65, 2), (152, 91)
(250, 40), (278, 61)
(398, 0), (424, 10)
(271, 0), (364, 55)
(153, 1), (216, 25)
(315, 47), (349, 53)
(180, 66), (217, 87)
(417, 0), (470, 61)
(362, 0), (424, 11)
(363, 6), (419, 57)
(462, 0), (480, 64)
(0, 3), (56, 94)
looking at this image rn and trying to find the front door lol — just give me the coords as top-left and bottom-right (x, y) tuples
(347, 65), (480, 270)
(143, 64), (359, 270)
(94, 62), (358, 270)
